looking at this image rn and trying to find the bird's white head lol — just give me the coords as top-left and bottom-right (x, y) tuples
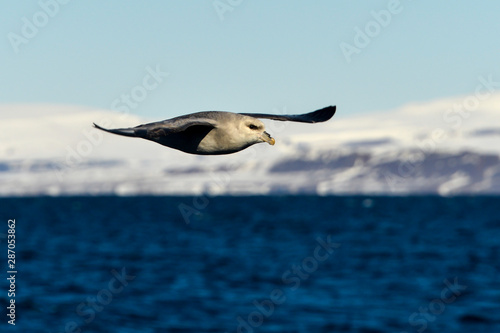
(238, 116), (275, 147)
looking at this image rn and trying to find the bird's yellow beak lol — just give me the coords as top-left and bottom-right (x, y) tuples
(262, 131), (275, 145)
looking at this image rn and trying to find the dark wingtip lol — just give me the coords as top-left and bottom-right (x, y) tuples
(310, 105), (336, 123)
(93, 123), (138, 137)
(325, 105), (336, 117)
(94, 122), (111, 130)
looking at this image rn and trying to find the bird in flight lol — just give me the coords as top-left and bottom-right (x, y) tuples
(94, 106), (336, 155)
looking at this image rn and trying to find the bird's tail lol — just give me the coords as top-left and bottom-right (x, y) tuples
(93, 123), (140, 138)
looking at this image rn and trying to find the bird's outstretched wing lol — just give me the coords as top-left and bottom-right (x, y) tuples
(93, 116), (218, 139)
(240, 105), (336, 123)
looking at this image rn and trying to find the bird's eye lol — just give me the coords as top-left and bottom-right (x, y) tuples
(248, 124), (258, 130)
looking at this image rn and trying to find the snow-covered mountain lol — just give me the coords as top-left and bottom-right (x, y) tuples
(1, 95), (499, 196)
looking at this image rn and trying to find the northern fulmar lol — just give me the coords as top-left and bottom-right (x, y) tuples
(93, 106), (336, 155)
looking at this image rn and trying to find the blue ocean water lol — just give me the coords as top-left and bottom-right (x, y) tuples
(0, 196), (499, 333)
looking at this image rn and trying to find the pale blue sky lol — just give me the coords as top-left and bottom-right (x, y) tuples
(1, 1), (499, 119)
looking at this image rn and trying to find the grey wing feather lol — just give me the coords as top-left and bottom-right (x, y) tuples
(94, 116), (218, 139)
(138, 116), (218, 133)
(240, 105), (336, 123)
